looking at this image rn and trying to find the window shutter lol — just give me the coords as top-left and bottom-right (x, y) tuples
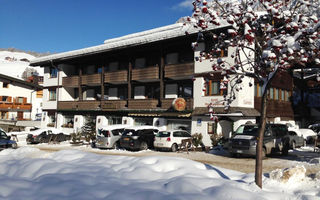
(23, 97), (27, 104)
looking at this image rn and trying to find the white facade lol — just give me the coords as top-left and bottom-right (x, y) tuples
(0, 78), (42, 121)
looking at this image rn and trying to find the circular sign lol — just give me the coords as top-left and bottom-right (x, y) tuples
(172, 98), (186, 111)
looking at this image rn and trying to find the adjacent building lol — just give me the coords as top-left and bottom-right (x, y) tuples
(30, 23), (295, 146)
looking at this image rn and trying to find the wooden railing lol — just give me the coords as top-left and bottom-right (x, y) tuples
(128, 99), (159, 109)
(254, 97), (294, 118)
(164, 63), (194, 79)
(58, 101), (100, 110)
(132, 66), (159, 81)
(62, 76), (79, 87)
(81, 74), (101, 85)
(0, 102), (31, 110)
(101, 100), (127, 109)
(104, 70), (128, 83)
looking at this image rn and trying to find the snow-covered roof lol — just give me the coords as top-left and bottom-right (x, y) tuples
(30, 22), (227, 66)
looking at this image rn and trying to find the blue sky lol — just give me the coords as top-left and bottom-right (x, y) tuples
(0, 0), (192, 53)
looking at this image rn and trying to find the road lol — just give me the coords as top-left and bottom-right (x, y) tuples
(32, 144), (320, 175)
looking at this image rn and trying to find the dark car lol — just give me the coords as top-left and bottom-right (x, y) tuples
(0, 129), (17, 150)
(229, 123), (290, 157)
(26, 128), (70, 144)
(119, 126), (159, 151)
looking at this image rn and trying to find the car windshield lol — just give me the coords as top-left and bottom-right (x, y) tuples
(156, 131), (170, 137)
(235, 125), (259, 136)
(0, 130), (8, 139)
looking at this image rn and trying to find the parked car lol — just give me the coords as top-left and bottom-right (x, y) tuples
(288, 131), (305, 149)
(0, 128), (17, 150)
(229, 123), (290, 157)
(95, 125), (129, 149)
(296, 128), (317, 144)
(119, 126), (159, 151)
(154, 130), (192, 152)
(26, 128), (70, 144)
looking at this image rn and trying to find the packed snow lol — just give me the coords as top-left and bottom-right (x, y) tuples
(0, 51), (43, 79)
(0, 147), (319, 200)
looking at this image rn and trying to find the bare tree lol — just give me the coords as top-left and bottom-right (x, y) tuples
(187, 0), (320, 188)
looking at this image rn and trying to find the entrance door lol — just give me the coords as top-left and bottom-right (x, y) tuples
(17, 112), (23, 120)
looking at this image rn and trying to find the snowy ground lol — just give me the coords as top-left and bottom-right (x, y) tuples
(0, 147), (319, 200)
(1, 133), (319, 200)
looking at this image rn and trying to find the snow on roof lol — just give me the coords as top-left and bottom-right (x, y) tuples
(30, 22), (227, 66)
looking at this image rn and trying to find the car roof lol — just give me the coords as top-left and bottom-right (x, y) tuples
(124, 125), (159, 131)
(98, 124), (130, 130)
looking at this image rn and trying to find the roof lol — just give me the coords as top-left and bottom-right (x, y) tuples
(30, 22), (228, 66)
(0, 73), (42, 90)
(192, 107), (260, 117)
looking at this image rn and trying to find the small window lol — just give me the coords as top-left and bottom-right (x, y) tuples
(134, 58), (146, 69)
(49, 89), (56, 101)
(17, 97), (24, 103)
(281, 90), (285, 101)
(49, 67), (58, 78)
(205, 80), (227, 96)
(3, 83), (9, 88)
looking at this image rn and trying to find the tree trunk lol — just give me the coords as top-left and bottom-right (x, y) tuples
(255, 89), (267, 188)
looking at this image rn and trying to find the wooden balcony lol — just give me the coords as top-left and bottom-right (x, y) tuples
(132, 67), (159, 81)
(164, 63), (194, 79)
(104, 70), (128, 83)
(101, 100), (127, 110)
(254, 97), (294, 118)
(81, 74), (102, 86)
(161, 98), (193, 111)
(12, 103), (32, 110)
(0, 102), (31, 110)
(62, 76), (79, 87)
(128, 99), (159, 109)
(58, 101), (101, 111)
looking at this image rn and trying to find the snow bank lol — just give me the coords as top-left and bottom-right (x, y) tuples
(0, 147), (319, 200)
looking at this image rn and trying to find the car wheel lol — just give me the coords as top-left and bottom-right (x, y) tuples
(281, 144), (289, 156)
(11, 143), (18, 149)
(140, 142), (148, 151)
(112, 142), (120, 150)
(171, 143), (178, 152)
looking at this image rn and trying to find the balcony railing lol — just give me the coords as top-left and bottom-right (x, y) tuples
(104, 70), (128, 83)
(132, 66), (159, 81)
(62, 76), (79, 87)
(161, 98), (193, 110)
(101, 100), (127, 110)
(81, 74), (102, 85)
(58, 101), (101, 111)
(128, 99), (159, 109)
(254, 97), (294, 118)
(0, 102), (32, 110)
(164, 63), (194, 79)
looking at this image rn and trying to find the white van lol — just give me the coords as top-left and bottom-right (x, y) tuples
(95, 125), (130, 149)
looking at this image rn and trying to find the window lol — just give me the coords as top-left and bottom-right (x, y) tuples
(49, 89), (56, 101)
(118, 86), (128, 100)
(205, 80), (227, 96)
(16, 97), (24, 103)
(36, 90), (43, 98)
(255, 83), (262, 97)
(49, 67), (58, 78)
(178, 83), (193, 98)
(165, 53), (179, 65)
(2, 96), (9, 102)
(146, 85), (160, 99)
(281, 90), (285, 101)
(269, 88), (274, 99)
(134, 58), (146, 69)
(3, 82), (9, 88)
